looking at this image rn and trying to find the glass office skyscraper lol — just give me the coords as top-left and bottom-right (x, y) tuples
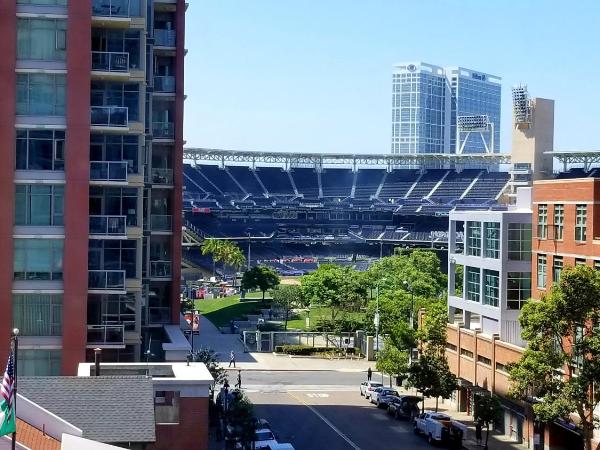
(391, 63), (501, 155)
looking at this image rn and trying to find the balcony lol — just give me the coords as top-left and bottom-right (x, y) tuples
(92, 0), (131, 17)
(148, 307), (171, 325)
(90, 215), (127, 236)
(87, 324), (125, 347)
(91, 106), (128, 128)
(151, 215), (172, 232)
(154, 76), (175, 93)
(92, 51), (130, 74)
(154, 29), (176, 47)
(151, 168), (173, 185)
(152, 122), (174, 139)
(90, 161), (128, 182)
(150, 261), (172, 278)
(88, 270), (126, 291)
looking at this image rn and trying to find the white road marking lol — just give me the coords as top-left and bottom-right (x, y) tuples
(306, 393), (329, 398)
(288, 392), (363, 450)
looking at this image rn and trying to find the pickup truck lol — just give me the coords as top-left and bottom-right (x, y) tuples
(414, 411), (465, 447)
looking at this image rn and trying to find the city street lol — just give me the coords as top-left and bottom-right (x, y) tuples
(238, 371), (435, 450)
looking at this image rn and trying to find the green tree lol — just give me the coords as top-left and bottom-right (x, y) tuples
(508, 265), (600, 450)
(376, 340), (409, 388)
(192, 348), (227, 386)
(241, 265), (280, 300)
(271, 284), (306, 329)
(407, 354), (456, 412)
(418, 301), (449, 357)
(301, 265), (368, 320)
(474, 395), (501, 450)
(201, 239), (246, 276)
(227, 392), (256, 448)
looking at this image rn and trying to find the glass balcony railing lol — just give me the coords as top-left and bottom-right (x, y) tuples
(148, 307), (171, 324)
(154, 29), (176, 47)
(154, 76), (175, 93)
(151, 215), (172, 232)
(89, 215), (127, 235)
(150, 261), (172, 278)
(92, 51), (129, 73)
(87, 324), (125, 346)
(151, 168), (173, 185)
(152, 122), (174, 138)
(91, 106), (128, 127)
(90, 161), (128, 182)
(88, 270), (126, 290)
(92, 0), (130, 17)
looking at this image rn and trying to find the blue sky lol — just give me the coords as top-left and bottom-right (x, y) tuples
(184, 0), (599, 154)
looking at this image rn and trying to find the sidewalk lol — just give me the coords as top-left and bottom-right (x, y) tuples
(397, 386), (528, 450)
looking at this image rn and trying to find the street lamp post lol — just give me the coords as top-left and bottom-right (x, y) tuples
(374, 284), (380, 361)
(403, 280), (415, 365)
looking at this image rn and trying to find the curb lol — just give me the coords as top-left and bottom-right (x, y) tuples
(223, 367), (367, 372)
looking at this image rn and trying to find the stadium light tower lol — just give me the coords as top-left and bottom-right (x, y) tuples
(512, 84), (532, 129)
(455, 114), (495, 154)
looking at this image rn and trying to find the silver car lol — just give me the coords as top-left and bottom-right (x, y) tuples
(360, 381), (383, 399)
(370, 387), (399, 407)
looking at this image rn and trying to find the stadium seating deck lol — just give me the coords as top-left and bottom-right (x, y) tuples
(320, 168), (354, 198)
(354, 169), (385, 199)
(227, 165), (266, 196)
(198, 164), (244, 196)
(378, 169), (419, 200)
(291, 168), (320, 198)
(255, 167), (295, 195)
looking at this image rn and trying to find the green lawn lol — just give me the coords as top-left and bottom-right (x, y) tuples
(195, 292), (270, 328)
(286, 307), (365, 331)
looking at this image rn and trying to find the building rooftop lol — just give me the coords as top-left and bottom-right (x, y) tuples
(19, 376), (156, 444)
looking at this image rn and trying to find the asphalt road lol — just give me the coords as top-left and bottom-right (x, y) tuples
(242, 371), (436, 450)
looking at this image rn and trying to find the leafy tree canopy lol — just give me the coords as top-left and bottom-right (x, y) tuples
(271, 284), (307, 329)
(508, 265), (600, 450)
(201, 238), (246, 269)
(241, 265), (280, 299)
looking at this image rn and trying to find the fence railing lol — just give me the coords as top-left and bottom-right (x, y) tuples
(92, 0), (130, 17)
(91, 106), (128, 127)
(152, 122), (174, 138)
(92, 51), (129, 72)
(154, 76), (175, 93)
(87, 324), (125, 346)
(88, 270), (126, 290)
(150, 261), (172, 278)
(151, 215), (172, 232)
(154, 29), (176, 47)
(90, 161), (128, 182)
(151, 168), (173, 185)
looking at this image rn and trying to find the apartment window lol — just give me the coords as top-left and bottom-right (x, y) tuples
(507, 272), (531, 310)
(465, 266), (480, 302)
(13, 294), (62, 336)
(553, 256), (563, 284)
(15, 185), (64, 226)
(445, 342), (457, 352)
(17, 18), (66, 61)
(483, 222), (500, 259)
(89, 187), (139, 226)
(537, 254), (547, 289)
(483, 269), (499, 307)
(495, 362), (506, 372)
(17, 73), (66, 116)
(91, 82), (140, 121)
(16, 129), (64, 171)
(88, 239), (137, 279)
(466, 221), (481, 257)
(477, 355), (492, 366)
(18, 350), (61, 377)
(508, 223), (532, 261)
(90, 134), (140, 174)
(88, 294), (136, 332)
(575, 205), (587, 241)
(554, 204), (564, 240)
(595, 261), (600, 271)
(575, 258), (587, 266)
(13, 239), (63, 281)
(537, 204), (548, 239)
(460, 348), (474, 358)
(91, 29), (141, 69)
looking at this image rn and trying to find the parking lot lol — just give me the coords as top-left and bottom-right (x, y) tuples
(247, 389), (443, 450)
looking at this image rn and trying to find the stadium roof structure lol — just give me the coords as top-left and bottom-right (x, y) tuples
(548, 150), (600, 172)
(183, 147), (511, 169)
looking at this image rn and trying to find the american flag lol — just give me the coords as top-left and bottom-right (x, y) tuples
(1, 354), (14, 419)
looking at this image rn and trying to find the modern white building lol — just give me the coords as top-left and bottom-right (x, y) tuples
(447, 188), (532, 347)
(391, 62), (501, 155)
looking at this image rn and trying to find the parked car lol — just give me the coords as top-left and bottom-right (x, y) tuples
(359, 381), (383, 399)
(387, 395), (422, 420)
(369, 387), (399, 407)
(414, 411), (464, 447)
(252, 428), (279, 449)
(252, 418), (272, 430)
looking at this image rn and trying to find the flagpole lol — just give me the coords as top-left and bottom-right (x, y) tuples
(11, 328), (19, 450)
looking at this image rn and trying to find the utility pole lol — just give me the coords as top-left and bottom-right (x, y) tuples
(403, 280), (415, 365)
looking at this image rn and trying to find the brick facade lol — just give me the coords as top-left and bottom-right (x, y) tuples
(151, 397), (209, 450)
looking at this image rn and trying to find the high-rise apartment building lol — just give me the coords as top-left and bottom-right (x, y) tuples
(391, 62), (501, 155)
(0, 0), (185, 375)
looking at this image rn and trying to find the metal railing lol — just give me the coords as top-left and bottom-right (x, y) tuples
(87, 324), (125, 346)
(150, 261), (172, 278)
(90, 161), (128, 182)
(89, 215), (127, 235)
(154, 76), (175, 93)
(88, 270), (126, 290)
(154, 29), (176, 47)
(92, 0), (130, 17)
(91, 106), (128, 127)
(151, 168), (173, 184)
(148, 307), (171, 324)
(92, 51), (129, 73)
(152, 122), (174, 138)
(151, 215), (172, 232)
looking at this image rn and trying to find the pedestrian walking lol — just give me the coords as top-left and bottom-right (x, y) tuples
(367, 367), (372, 381)
(229, 350), (236, 367)
(235, 370), (242, 389)
(475, 420), (483, 446)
